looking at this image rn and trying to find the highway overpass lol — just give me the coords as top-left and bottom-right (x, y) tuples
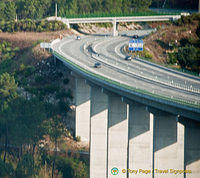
(47, 14), (181, 36)
(50, 31), (200, 178)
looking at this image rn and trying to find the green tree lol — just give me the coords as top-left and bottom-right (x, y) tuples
(45, 116), (65, 178)
(4, 1), (16, 21)
(18, 0), (49, 19)
(111, 0), (123, 14)
(131, 0), (152, 11)
(177, 45), (198, 69)
(56, 157), (88, 178)
(103, 0), (113, 13)
(0, 95), (47, 166)
(122, 0), (131, 13)
(90, 0), (103, 13)
(69, 0), (78, 15)
(196, 22), (200, 39)
(0, 1), (6, 21)
(8, 97), (47, 149)
(0, 73), (18, 112)
(0, 73), (18, 162)
(0, 159), (14, 177)
(19, 0), (37, 19)
(78, 0), (91, 14)
(15, 154), (38, 178)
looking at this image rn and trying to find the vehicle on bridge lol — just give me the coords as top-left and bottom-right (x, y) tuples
(76, 36), (81, 40)
(94, 62), (101, 68)
(132, 35), (139, 39)
(125, 55), (132, 61)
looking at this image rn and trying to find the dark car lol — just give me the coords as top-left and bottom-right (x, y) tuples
(76, 36), (81, 40)
(125, 55), (132, 61)
(132, 35), (139, 39)
(94, 62), (101, 68)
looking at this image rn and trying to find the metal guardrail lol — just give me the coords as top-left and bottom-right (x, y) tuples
(54, 51), (200, 109)
(51, 38), (200, 109)
(89, 37), (200, 94)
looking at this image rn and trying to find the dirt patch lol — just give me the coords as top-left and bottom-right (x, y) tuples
(78, 22), (142, 34)
(0, 29), (79, 49)
(42, 135), (89, 153)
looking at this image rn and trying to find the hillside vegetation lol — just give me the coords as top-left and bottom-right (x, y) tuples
(0, 19), (66, 32)
(144, 14), (200, 74)
(151, 0), (198, 10)
(0, 28), (90, 177)
(0, 0), (152, 20)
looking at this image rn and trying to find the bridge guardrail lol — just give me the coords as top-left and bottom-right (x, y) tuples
(51, 46), (200, 109)
(89, 37), (200, 94)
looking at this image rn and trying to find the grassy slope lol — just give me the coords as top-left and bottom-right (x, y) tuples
(145, 21), (199, 64)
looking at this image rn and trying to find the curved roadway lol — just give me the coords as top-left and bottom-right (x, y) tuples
(51, 31), (200, 119)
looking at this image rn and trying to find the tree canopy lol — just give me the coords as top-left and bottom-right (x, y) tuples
(151, 0), (198, 10)
(0, 0), (153, 20)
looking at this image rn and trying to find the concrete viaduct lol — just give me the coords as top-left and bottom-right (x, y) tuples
(49, 15), (200, 178)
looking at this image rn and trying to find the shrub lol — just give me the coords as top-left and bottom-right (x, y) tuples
(0, 19), (66, 32)
(24, 66), (35, 77)
(75, 136), (81, 142)
(63, 78), (69, 85)
(0, 41), (18, 61)
(177, 45), (198, 70)
(56, 157), (88, 178)
(196, 22), (200, 39)
(20, 63), (25, 71)
(0, 159), (14, 177)
(167, 53), (177, 64)
(36, 25), (43, 32)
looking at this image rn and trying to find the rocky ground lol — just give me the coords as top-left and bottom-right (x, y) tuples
(77, 22), (142, 34)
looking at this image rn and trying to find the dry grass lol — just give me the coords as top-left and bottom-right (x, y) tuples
(0, 29), (76, 49)
(145, 22), (199, 63)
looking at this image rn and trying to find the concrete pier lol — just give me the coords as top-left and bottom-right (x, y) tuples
(90, 87), (109, 177)
(184, 118), (200, 178)
(153, 112), (184, 178)
(75, 78), (90, 142)
(73, 77), (199, 178)
(128, 103), (154, 178)
(112, 18), (118, 36)
(107, 95), (128, 177)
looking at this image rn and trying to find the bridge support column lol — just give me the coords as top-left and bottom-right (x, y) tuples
(128, 103), (153, 178)
(153, 112), (184, 178)
(65, 19), (70, 29)
(66, 22), (70, 29)
(75, 77), (90, 142)
(90, 87), (108, 178)
(112, 19), (118, 37)
(184, 118), (200, 178)
(108, 95), (128, 177)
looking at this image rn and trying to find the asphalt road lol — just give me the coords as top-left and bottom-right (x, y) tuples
(51, 31), (200, 108)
